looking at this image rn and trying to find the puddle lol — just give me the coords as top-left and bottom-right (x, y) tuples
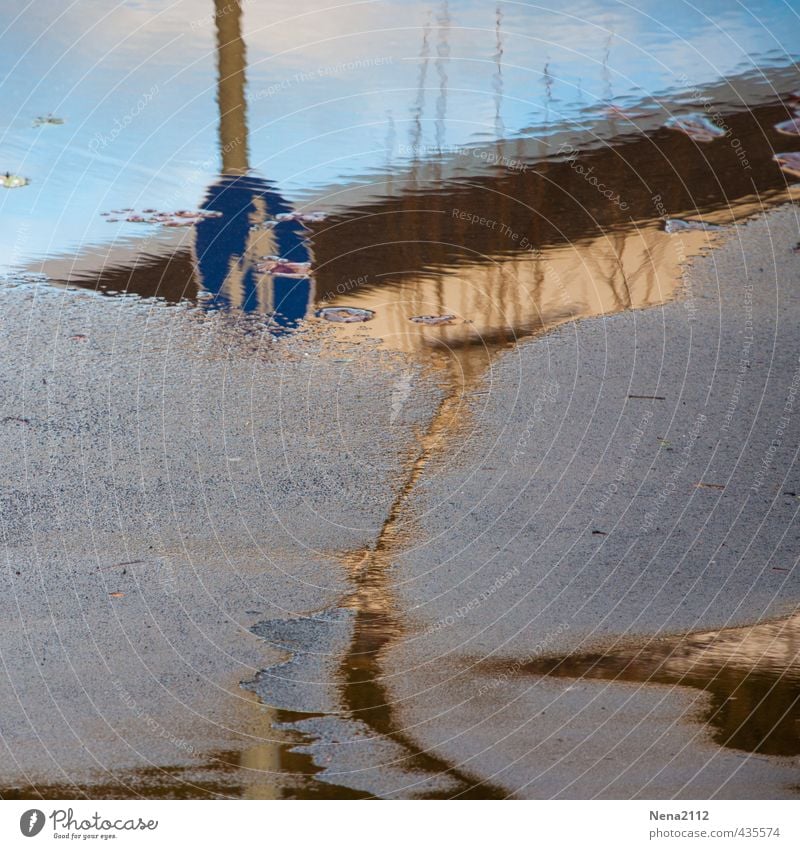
(0, 692), (369, 801)
(333, 383), (507, 798)
(5, 1), (800, 377)
(486, 615), (800, 757)
(22, 95), (800, 371)
(3, 0), (800, 800)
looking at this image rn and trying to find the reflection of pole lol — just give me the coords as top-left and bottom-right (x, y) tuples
(215, 0), (249, 174)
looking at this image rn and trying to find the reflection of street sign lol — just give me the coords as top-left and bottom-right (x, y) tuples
(195, 175), (314, 327)
(194, 2), (314, 328)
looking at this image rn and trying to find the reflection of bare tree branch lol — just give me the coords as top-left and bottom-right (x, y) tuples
(409, 15), (432, 161)
(493, 5), (505, 139)
(434, 1), (450, 154)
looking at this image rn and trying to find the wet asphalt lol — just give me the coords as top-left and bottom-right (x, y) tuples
(1, 204), (799, 798)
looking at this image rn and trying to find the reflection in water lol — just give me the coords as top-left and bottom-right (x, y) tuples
(0, 694), (369, 800)
(338, 378), (506, 799)
(214, 0), (249, 176)
(8, 3), (800, 800)
(492, 5), (504, 140)
(409, 15), (432, 162)
(195, 0), (313, 325)
(37, 93), (797, 374)
(495, 615), (800, 757)
(435, 1), (451, 155)
(195, 175), (313, 328)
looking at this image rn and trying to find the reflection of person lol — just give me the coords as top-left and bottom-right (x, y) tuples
(194, 175), (313, 329)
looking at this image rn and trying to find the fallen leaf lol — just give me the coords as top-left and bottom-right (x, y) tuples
(774, 118), (800, 136)
(773, 152), (800, 178)
(664, 218), (722, 233)
(410, 314), (457, 326)
(317, 307), (374, 323)
(1, 172), (29, 188)
(664, 113), (725, 142)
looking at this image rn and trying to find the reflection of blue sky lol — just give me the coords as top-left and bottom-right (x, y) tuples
(0, 0), (798, 271)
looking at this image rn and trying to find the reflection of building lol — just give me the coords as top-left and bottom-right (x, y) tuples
(304, 92), (794, 370)
(520, 613), (800, 757)
(314, 222), (708, 373)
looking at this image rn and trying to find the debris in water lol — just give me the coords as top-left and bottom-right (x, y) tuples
(775, 117), (800, 136)
(773, 152), (800, 178)
(664, 113), (725, 142)
(1, 172), (29, 188)
(664, 218), (722, 233)
(33, 114), (64, 127)
(409, 314), (457, 325)
(256, 257), (312, 277)
(275, 211), (328, 224)
(101, 208), (223, 226)
(317, 307), (375, 323)
(783, 90), (800, 106)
